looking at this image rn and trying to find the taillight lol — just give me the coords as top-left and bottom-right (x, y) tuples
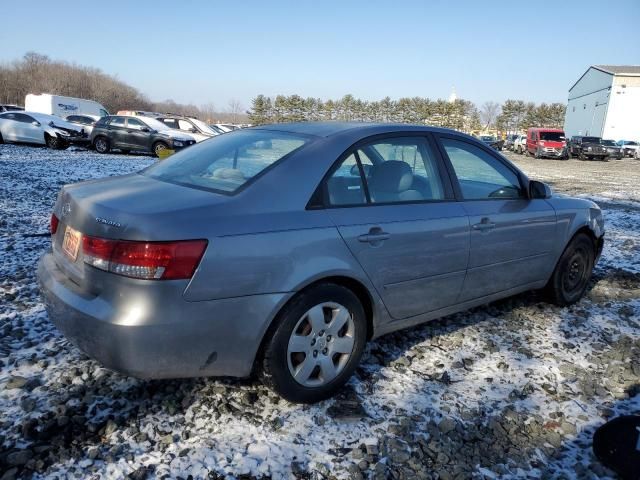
(82, 236), (207, 280)
(50, 214), (59, 235)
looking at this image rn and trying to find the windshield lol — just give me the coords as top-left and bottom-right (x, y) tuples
(144, 130), (310, 193)
(539, 131), (565, 142)
(583, 137), (601, 143)
(139, 117), (171, 131)
(191, 118), (216, 135)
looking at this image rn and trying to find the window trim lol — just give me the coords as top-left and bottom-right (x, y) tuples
(434, 133), (530, 202)
(309, 132), (456, 210)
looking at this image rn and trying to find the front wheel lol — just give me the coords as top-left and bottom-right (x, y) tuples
(153, 141), (169, 157)
(545, 233), (595, 306)
(262, 283), (367, 403)
(45, 134), (68, 150)
(94, 136), (110, 154)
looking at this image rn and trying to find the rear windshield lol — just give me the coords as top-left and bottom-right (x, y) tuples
(539, 131), (565, 141)
(144, 129), (310, 193)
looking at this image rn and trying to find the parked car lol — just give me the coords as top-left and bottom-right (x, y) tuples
(211, 123), (238, 133)
(526, 128), (568, 159)
(90, 115), (197, 156)
(0, 111), (85, 149)
(0, 104), (24, 113)
(513, 134), (527, 154)
(25, 93), (109, 118)
(154, 115), (219, 142)
(568, 136), (608, 161)
(477, 134), (504, 151)
(616, 140), (640, 158)
(208, 124), (228, 135)
(39, 122), (605, 403)
(601, 139), (624, 160)
(65, 114), (102, 139)
(504, 134), (519, 151)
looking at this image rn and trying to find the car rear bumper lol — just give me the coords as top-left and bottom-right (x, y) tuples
(38, 252), (290, 379)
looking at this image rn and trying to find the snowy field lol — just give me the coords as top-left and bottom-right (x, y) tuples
(0, 144), (639, 480)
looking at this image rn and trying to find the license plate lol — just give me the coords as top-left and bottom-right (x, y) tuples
(62, 225), (81, 261)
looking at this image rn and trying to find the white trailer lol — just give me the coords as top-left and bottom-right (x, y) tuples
(25, 94), (109, 119)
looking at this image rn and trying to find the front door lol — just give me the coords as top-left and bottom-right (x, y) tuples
(107, 117), (128, 149)
(324, 135), (470, 320)
(125, 117), (151, 150)
(437, 136), (557, 301)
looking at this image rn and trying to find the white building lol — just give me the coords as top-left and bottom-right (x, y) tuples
(564, 65), (640, 140)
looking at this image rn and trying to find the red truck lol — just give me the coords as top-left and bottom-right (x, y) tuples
(526, 128), (568, 159)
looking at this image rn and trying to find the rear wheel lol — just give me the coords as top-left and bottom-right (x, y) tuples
(262, 283), (367, 403)
(153, 141), (169, 157)
(94, 136), (110, 154)
(545, 233), (595, 306)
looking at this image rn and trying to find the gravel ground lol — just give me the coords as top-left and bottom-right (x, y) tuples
(0, 144), (638, 480)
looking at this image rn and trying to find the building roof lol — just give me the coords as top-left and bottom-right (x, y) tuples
(593, 65), (640, 76)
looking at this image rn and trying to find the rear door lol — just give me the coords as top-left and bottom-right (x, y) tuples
(0, 113), (20, 141)
(436, 135), (557, 301)
(324, 134), (470, 320)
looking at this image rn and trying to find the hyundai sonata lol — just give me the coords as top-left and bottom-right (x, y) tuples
(38, 122), (604, 402)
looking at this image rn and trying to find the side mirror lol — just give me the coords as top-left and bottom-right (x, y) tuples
(189, 128), (197, 133)
(141, 127), (150, 133)
(529, 180), (552, 199)
(32, 121), (41, 127)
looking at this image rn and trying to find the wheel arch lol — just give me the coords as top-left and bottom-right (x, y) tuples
(251, 274), (377, 376)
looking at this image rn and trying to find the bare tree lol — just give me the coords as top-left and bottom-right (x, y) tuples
(480, 101), (501, 130)
(227, 98), (243, 124)
(200, 102), (217, 123)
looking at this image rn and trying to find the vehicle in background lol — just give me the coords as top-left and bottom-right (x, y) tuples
(208, 124), (227, 135)
(38, 122), (604, 403)
(0, 104), (24, 113)
(154, 115), (219, 142)
(568, 136), (608, 161)
(0, 111), (85, 149)
(526, 128), (568, 159)
(616, 140), (639, 158)
(477, 134), (504, 151)
(601, 139), (624, 160)
(25, 94), (109, 118)
(90, 115), (196, 156)
(504, 134), (519, 151)
(212, 123), (238, 133)
(65, 114), (102, 139)
(513, 135), (527, 154)
(116, 110), (163, 117)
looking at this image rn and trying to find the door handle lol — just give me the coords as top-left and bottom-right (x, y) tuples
(472, 218), (496, 231)
(358, 227), (390, 244)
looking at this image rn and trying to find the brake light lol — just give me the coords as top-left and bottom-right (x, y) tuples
(82, 236), (207, 280)
(50, 214), (59, 235)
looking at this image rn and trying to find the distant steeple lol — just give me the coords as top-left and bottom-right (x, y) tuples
(448, 87), (457, 103)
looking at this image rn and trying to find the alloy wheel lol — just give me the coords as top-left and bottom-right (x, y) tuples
(286, 302), (355, 387)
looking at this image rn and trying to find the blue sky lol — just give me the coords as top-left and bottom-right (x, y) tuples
(2, 1), (638, 110)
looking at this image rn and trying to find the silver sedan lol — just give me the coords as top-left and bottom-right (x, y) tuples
(38, 122), (604, 402)
(0, 111), (85, 149)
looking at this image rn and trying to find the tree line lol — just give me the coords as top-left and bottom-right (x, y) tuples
(249, 94), (566, 133)
(0, 52), (246, 122)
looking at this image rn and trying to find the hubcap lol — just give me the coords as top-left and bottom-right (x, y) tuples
(287, 302), (355, 387)
(96, 139), (106, 151)
(155, 143), (167, 155)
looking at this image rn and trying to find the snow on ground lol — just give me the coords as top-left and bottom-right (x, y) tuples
(0, 144), (638, 480)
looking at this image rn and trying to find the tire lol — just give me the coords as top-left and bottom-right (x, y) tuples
(262, 283), (367, 403)
(120, 149), (131, 155)
(94, 136), (110, 154)
(534, 149), (541, 159)
(153, 141), (169, 157)
(545, 233), (595, 306)
(45, 134), (67, 150)
(0, 131), (3, 144)
(579, 152), (586, 160)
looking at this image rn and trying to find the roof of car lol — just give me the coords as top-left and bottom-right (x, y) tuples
(254, 121), (452, 138)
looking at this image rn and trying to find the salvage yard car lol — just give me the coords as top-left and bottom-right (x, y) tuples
(568, 136), (609, 161)
(154, 114), (219, 142)
(0, 111), (85, 149)
(477, 134), (504, 151)
(526, 128), (568, 159)
(38, 122), (605, 403)
(601, 139), (623, 160)
(616, 140), (639, 158)
(91, 115), (197, 156)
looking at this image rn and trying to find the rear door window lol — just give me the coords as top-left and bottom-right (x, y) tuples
(110, 117), (126, 127)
